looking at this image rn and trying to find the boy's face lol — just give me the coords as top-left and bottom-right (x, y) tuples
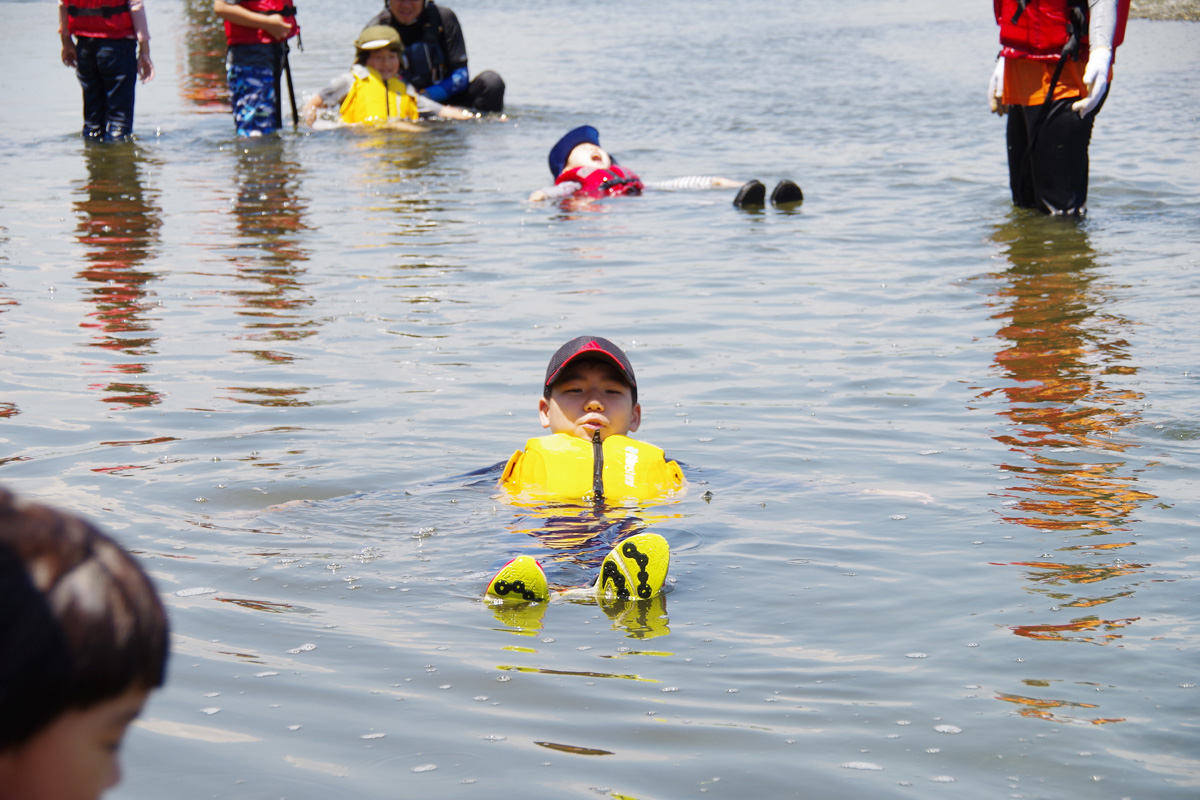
(565, 143), (612, 172)
(539, 358), (640, 442)
(0, 685), (149, 800)
(365, 48), (402, 81)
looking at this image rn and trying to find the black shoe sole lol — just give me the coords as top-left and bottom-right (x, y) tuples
(770, 179), (803, 206)
(733, 180), (766, 208)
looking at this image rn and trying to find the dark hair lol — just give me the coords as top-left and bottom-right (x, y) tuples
(0, 488), (169, 750)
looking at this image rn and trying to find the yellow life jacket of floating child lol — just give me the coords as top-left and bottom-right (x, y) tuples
(339, 66), (419, 125)
(501, 433), (685, 505)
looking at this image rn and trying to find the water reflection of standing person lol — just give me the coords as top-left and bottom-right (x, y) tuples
(74, 143), (163, 408)
(213, 0), (299, 136)
(180, 0), (233, 110)
(988, 0), (1129, 214)
(981, 217), (1149, 722)
(225, 139), (316, 405)
(59, 0), (155, 141)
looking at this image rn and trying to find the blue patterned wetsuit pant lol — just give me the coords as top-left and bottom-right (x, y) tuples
(227, 62), (280, 136)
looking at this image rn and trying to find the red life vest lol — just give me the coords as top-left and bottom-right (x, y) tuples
(556, 165), (644, 198)
(224, 0), (299, 46)
(66, 0), (135, 39)
(995, 0), (1128, 61)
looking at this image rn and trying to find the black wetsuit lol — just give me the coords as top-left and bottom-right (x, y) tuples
(366, 1), (504, 112)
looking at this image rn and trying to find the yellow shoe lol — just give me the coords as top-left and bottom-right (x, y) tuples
(485, 555), (548, 603)
(595, 532), (669, 601)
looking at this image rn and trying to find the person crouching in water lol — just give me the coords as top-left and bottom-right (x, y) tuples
(529, 125), (804, 209)
(0, 488), (169, 800)
(302, 25), (473, 127)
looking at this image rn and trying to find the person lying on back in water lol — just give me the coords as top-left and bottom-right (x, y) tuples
(486, 336), (685, 606)
(528, 126), (804, 208)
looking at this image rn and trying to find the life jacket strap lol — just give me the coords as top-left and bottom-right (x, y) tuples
(592, 430), (605, 506)
(67, 2), (131, 17)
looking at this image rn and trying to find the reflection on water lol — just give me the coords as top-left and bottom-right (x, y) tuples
(224, 139), (314, 405)
(0, 274), (16, 418)
(995, 690), (1125, 726)
(179, 0), (229, 110)
(73, 143), (163, 408)
(980, 213), (1151, 723)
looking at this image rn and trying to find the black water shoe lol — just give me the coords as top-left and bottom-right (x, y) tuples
(733, 180), (766, 208)
(770, 180), (804, 206)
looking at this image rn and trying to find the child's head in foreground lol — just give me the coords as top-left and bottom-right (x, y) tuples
(539, 336), (641, 442)
(0, 488), (169, 800)
(548, 126), (613, 177)
(354, 25), (404, 81)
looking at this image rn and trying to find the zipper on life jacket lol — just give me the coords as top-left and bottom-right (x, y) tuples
(591, 430), (605, 506)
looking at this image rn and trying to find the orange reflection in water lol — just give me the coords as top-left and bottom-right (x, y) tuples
(995, 691), (1124, 725)
(74, 143), (163, 409)
(980, 216), (1154, 723)
(179, 0), (230, 110)
(981, 217), (1151, 595)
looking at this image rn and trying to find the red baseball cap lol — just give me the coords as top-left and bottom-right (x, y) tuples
(543, 336), (637, 404)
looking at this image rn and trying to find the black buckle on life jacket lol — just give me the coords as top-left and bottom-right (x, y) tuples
(597, 176), (640, 194)
(1062, 3), (1086, 60)
(1010, 0), (1028, 25)
(67, 2), (131, 17)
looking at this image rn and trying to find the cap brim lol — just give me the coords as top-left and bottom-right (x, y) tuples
(358, 38), (394, 50)
(548, 126), (601, 177)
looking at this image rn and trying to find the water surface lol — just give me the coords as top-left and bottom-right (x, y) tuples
(1, 1), (1198, 797)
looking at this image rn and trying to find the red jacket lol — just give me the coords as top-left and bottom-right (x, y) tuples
(995, 0), (1128, 61)
(556, 165), (644, 198)
(66, 0), (134, 39)
(224, 0), (298, 46)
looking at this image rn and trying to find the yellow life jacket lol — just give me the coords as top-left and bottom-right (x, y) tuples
(500, 433), (685, 505)
(339, 66), (419, 125)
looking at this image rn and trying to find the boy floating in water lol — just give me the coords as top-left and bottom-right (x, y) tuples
(0, 488), (169, 799)
(302, 25), (474, 127)
(528, 125), (804, 208)
(486, 336), (684, 607)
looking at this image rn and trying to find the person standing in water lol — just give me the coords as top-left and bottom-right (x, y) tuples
(214, 0), (300, 136)
(365, 0), (505, 113)
(988, 0), (1129, 214)
(59, 0), (155, 141)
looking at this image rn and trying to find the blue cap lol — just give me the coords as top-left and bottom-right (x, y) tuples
(548, 125), (601, 177)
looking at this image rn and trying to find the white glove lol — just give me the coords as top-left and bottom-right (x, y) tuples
(1072, 47), (1112, 117)
(988, 58), (1006, 115)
